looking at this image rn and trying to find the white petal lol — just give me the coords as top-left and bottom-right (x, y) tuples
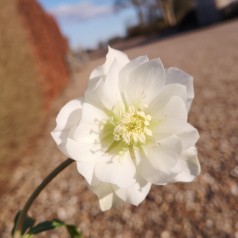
(148, 84), (187, 114)
(89, 66), (103, 80)
(86, 47), (129, 109)
(120, 58), (166, 106)
(115, 173), (151, 206)
(65, 138), (101, 184)
(119, 55), (149, 81)
(71, 103), (108, 144)
(54, 99), (83, 130)
(166, 67), (194, 111)
(51, 131), (64, 146)
(84, 76), (105, 109)
(138, 158), (176, 185)
(85, 60), (123, 110)
(76, 161), (98, 186)
(89, 46), (129, 81)
(171, 147), (201, 182)
(103, 46), (129, 74)
(144, 135), (182, 172)
(86, 75), (102, 94)
(152, 96), (199, 149)
(176, 123), (199, 150)
(153, 96), (188, 137)
(100, 59), (123, 109)
(89, 182), (123, 211)
(95, 150), (136, 188)
(80, 102), (108, 124)
(51, 98), (83, 145)
(66, 137), (102, 162)
(73, 121), (102, 144)
(119, 56), (148, 106)
(81, 103), (108, 123)
(138, 135), (183, 185)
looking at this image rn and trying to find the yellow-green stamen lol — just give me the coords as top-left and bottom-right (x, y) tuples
(113, 106), (152, 145)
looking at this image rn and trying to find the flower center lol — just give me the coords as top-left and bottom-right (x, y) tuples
(113, 106), (152, 145)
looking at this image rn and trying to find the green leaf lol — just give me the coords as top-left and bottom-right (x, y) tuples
(12, 210), (35, 235)
(66, 224), (83, 238)
(29, 219), (83, 237)
(29, 219), (64, 234)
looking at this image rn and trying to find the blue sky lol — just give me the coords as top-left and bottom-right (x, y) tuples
(37, 0), (137, 49)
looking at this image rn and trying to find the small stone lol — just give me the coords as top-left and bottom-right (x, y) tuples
(161, 231), (170, 238)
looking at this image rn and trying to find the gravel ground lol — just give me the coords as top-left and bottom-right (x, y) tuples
(1, 20), (238, 238)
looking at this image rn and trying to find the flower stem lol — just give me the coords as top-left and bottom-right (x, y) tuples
(12, 158), (74, 238)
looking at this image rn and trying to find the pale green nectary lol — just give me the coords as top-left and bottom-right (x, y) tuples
(51, 46), (200, 211)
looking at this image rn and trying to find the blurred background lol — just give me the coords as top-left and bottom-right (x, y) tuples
(0, 0), (238, 237)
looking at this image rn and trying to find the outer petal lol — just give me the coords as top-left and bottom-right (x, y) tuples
(119, 55), (149, 81)
(84, 76), (105, 109)
(119, 58), (166, 106)
(148, 84), (187, 115)
(152, 96), (188, 137)
(139, 135), (183, 185)
(100, 59), (123, 109)
(166, 67), (194, 111)
(65, 138), (101, 185)
(104, 46), (129, 74)
(89, 66), (103, 80)
(89, 46), (129, 81)
(95, 150), (136, 188)
(65, 103), (112, 185)
(170, 147), (201, 182)
(118, 55), (148, 105)
(51, 98), (83, 145)
(86, 75), (102, 94)
(71, 119), (115, 183)
(151, 96), (199, 149)
(144, 135), (182, 172)
(89, 182), (123, 211)
(72, 103), (108, 144)
(139, 159), (176, 185)
(85, 60), (123, 110)
(114, 173), (151, 206)
(176, 123), (199, 150)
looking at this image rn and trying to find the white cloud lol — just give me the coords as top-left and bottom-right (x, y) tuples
(49, 2), (114, 21)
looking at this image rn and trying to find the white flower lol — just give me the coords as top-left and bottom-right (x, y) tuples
(51, 47), (200, 211)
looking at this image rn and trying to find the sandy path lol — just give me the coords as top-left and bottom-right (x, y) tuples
(1, 20), (238, 237)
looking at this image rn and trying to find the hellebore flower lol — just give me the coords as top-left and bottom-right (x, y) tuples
(51, 47), (200, 211)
